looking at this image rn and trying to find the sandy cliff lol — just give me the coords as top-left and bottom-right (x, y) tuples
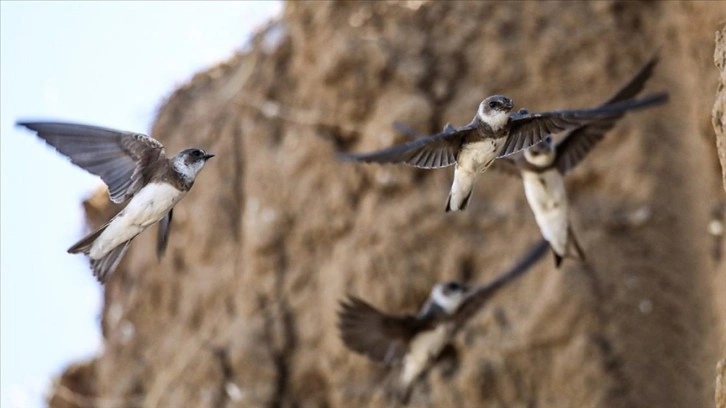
(49, 2), (725, 407)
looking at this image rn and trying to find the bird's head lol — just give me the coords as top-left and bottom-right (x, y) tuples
(477, 95), (514, 131)
(173, 148), (215, 182)
(430, 281), (470, 315)
(523, 135), (555, 166)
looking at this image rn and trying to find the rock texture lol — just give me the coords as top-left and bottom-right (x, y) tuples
(715, 25), (726, 193)
(714, 23), (726, 408)
(48, 2), (726, 408)
(718, 359), (726, 408)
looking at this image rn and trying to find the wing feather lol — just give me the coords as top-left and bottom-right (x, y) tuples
(157, 210), (173, 259)
(17, 121), (166, 203)
(338, 296), (430, 365)
(337, 122), (478, 169)
(556, 54), (660, 174)
(450, 240), (550, 331)
(502, 92), (668, 158)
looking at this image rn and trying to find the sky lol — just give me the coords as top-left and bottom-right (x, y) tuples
(0, 2), (282, 407)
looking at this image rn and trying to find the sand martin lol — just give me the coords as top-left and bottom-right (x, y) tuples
(17, 121), (215, 283)
(338, 91), (668, 212)
(337, 239), (549, 402)
(487, 55), (662, 266)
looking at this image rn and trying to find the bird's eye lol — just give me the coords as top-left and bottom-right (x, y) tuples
(444, 282), (460, 292)
(488, 101), (498, 109)
(193, 150), (203, 158)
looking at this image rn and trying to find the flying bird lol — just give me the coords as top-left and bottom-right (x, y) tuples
(395, 55), (663, 267)
(17, 121), (215, 283)
(338, 90), (668, 212)
(337, 239), (550, 403)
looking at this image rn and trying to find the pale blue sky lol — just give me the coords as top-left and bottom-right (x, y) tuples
(0, 2), (282, 406)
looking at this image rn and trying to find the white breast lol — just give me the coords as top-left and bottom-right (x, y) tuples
(477, 106), (510, 132)
(457, 138), (505, 173)
(522, 169), (569, 255)
(401, 325), (451, 387)
(90, 183), (186, 259)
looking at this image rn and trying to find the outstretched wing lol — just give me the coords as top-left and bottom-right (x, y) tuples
(157, 210), (173, 259)
(338, 296), (431, 365)
(337, 122), (478, 169)
(556, 54), (659, 174)
(602, 54), (659, 106)
(451, 239), (550, 331)
(503, 92), (668, 158)
(17, 121), (166, 203)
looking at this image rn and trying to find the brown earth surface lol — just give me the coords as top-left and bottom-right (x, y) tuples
(48, 2), (726, 408)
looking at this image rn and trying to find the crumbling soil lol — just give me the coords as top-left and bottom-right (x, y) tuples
(48, 2), (726, 407)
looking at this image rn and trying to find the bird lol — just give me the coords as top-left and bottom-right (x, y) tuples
(16, 121), (215, 283)
(337, 239), (550, 403)
(337, 89), (668, 213)
(395, 55), (662, 267)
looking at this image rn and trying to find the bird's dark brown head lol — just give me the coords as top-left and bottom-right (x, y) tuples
(430, 281), (470, 314)
(173, 148), (214, 181)
(477, 95), (514, 130)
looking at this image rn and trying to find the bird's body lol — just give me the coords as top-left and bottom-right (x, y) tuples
(339, 91), (669, 212)
(450, 101), (514, 210)
(518, 143), (573, 264)
(449, 137), (505, 211)
(522, 169), (568, 256)
(401, 323), (450, 387)
(86, 182), (184, 259)
(337, 239), (551, 402)
(17, 121), (214, 283)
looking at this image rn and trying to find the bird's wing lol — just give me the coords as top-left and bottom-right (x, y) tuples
(450, 239), (550, 330)
(157, 209), (173, 259)
(17, 121), (166, 203)
(337, 122), (479, 169)
(602, 53), (659, 106)
(502, 92), (668, 158)
(391, 121), (424, 142)
(338, 296), (432, 365)
(556, 54), (659, 174)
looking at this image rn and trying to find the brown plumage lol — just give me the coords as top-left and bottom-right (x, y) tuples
(17, 121), (214, 282)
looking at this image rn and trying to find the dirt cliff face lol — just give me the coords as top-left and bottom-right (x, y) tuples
(48, 2), (726, 408)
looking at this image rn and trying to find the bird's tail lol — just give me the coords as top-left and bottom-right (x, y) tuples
(552, 227), (587, 268)
(445, 170), (476, 212)
(67, 223), (110, 255)
(90, 240), (132, 283)
(445, 191), (473, 212)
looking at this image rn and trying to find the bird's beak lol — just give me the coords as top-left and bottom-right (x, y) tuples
(505, 100), (514, 111)
(203, 153), (215, 160)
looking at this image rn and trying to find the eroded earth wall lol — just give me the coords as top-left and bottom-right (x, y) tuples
(49, 2), (726, 408)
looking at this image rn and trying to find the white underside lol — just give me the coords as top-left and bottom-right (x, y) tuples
(401, 325), (450, 387)
(522, 169), (569, 256)
(448, 138), (504, 211)
(477, 105), (509, 131)
(89, 182), (186, 259)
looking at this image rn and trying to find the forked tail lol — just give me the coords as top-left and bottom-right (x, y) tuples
(553, 227), (587, 268)
(90, 240), (132, 283)
(67, 223), (110, 254)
